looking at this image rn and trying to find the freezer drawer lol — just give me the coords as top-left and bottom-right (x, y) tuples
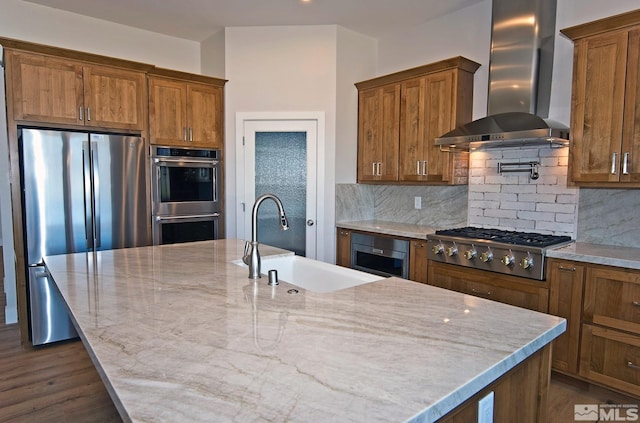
(28, 266), (78, 346)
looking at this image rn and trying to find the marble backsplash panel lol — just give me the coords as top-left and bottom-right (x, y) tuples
(577, 188), (640, 248)
(336, 184), (467, 228)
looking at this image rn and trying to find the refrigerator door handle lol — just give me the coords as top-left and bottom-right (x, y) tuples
(82, 141), (94, 249)
(91, 141), (101, 249)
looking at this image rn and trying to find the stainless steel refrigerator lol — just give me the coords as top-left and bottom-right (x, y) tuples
(20, 128), (149, 345)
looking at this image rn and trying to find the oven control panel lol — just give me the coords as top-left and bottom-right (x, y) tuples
(427, 238), (545, 280)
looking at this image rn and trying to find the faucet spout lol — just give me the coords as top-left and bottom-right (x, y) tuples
(243, 194), (289, 279)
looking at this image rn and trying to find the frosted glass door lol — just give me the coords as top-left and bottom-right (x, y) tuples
(241, 119), (318, 258)
(255, 132), (306, 255)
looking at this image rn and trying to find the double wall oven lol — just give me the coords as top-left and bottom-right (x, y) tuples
(151, 146), (222, 245)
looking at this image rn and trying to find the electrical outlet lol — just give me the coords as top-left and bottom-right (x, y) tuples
(414, 196), (422, 209)
(478, 391), (494, 423)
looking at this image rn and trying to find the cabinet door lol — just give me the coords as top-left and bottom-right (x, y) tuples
(10, 51), (84, 125)
(583, 265), (640, 335)
(83, 66), (145, 131)
(336, 228), (351, 268)
(399, 78), (425, 181)
(357, 85), (400, 182)
(427, 260), (549, 312)
(621, 28), (640, 183)
(149, 77), (188, 146)
(547, 259), (584, 374)
(423, 71), (455, 183)
(570, 31), (628, 183)
(409, 240), (428, 283)
(187, 83), (223, 149)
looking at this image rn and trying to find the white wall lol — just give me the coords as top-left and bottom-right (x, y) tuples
(376, 0), (640, 127)
(201, 29), (226, 78)
(335, 27), (377, 184)
(0, 0), (200, 73)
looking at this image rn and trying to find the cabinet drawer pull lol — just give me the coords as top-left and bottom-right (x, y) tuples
(611, 152), (618, 174)
(79, 107), (83, 121)
(471, 288), (491, 296)
(559, 266), (576, 272)
(632, 301), (640, 307)
(627, 361), (640, 370)
(87, 107), (91, 121)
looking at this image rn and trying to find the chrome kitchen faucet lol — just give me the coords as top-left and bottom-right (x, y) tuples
(243, 194), (289, 279)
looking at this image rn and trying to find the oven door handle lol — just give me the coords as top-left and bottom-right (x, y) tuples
(155, 213), (220, 222)
(153, 157), (219, 167)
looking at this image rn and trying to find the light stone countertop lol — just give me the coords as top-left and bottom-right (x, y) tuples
(547, 242), (640, 270)
(336, 220), (440, 239)
(44, 239), (565, 423)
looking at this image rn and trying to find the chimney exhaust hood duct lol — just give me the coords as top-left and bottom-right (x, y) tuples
(435, 0), (569, 150)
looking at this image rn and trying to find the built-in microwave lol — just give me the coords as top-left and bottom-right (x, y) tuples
(350, 232), (409, 278)
(151, 146), (221, 216)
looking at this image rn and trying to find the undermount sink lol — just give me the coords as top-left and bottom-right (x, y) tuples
(233, 255), (383, 293)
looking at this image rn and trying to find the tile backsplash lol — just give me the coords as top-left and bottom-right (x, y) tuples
(336, 145), (640, 248)
(467, 146), (578, 237)
(336, 184), (467, 228)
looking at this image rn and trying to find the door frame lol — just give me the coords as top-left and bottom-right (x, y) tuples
(235, 112), (326, 258)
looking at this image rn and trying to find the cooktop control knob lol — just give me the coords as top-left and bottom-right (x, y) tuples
(432, 243), (444, 255)
(445, 244), (458, 257)
(501, 253), (515, 267)
(480, 250), (493, 262)
(464, 248), (477, 260)
(520, 255), (534, 270)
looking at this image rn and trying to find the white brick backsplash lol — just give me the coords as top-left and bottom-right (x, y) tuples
(501, 201), (536, 211)
(484, 208), (518, 219)
(556, 194), (578, 203)
(536, 203), (576, 213)
(519, 194), (556, 203)
(467, 146), (577, 237)
(535, 220), (575, 234)
(517, 211), (555, 222)
(499, 218), (536, 230)
(502, 184), (537, 194)
(484, 192), (518, 202)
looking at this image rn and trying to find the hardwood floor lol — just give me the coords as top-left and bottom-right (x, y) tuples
(0, 324), (121, 423)
(1, 322), (638, 422)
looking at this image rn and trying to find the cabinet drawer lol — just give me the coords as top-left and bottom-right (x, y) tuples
(583, 266), (640, 335)
(579, 324), (640, 397)
(427, 261), (549, 313)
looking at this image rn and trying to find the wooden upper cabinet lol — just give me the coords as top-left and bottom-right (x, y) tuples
(83, 65), (145, 131)
(8, 50), (145, 131)
(10, 51), (84, 125)
(562, 10), (640, 186)
(149, 75), (224, 149)
(356, 57), (479, 185)
(357, 84), (400, 181)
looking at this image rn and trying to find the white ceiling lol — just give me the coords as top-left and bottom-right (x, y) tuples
(23, 0), (484, 42)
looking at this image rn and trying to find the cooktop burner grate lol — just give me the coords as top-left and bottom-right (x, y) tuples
(434, 227), (572, 248)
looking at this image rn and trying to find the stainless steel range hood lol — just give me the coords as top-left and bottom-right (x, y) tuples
(436, 0), (569, 150)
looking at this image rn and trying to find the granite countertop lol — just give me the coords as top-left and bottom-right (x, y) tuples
(336, 220), (439, 239)
(547, 242), (640, 270)
(44, 239), (565, 422)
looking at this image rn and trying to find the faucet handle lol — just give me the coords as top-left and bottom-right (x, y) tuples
(243, 240), (250, 264)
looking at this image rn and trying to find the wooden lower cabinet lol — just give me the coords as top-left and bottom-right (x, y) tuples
(579, 324), (640, 397)
(336, 228), (351, 268)
(428, 260), (549, 313)
(409, 240), (428, 283)
(438, 345), (551, 422)
(548, 258), (585, 374)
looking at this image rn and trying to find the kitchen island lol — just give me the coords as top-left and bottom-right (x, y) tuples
(44, 239), (565, 422)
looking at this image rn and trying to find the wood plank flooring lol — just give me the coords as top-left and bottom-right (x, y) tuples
(2, 322), (639, 422)
(0, 324), (121, 422)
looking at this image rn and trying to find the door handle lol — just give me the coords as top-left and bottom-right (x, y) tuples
(307, 219), (314, 226)
(611, 152), (618, 174)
